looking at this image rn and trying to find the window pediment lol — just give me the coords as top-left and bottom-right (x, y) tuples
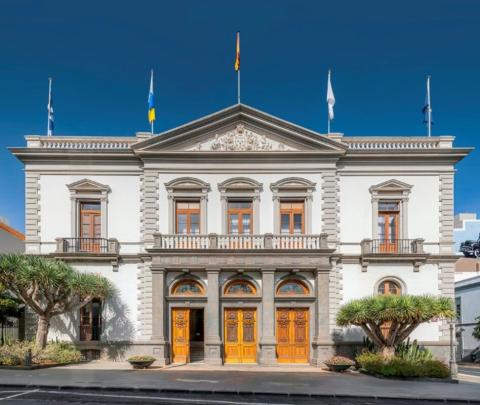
(369, 179), (412, 196)
(270, 177), (316, 193)
(165, 177), (211, 193)
(67, 179), (111, 194)
(218, 177), (263, 193)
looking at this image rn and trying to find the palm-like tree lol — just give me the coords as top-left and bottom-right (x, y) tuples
(0, 254), (112, 350)
(337, 295), (455, 358)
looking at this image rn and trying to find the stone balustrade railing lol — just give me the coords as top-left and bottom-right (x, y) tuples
(153, 233), (329, 250)
(343, 137), (452, 150)
(26, 136), (136, 149)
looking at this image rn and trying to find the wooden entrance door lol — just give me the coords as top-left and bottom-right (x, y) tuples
(276, 308), (309, 363)
(224, 308), (257, 363)
(172, 308), (190, 363)
(378, 202), (400, 253)
(79, 202), (101, 252)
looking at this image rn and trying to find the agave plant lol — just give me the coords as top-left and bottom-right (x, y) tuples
(337, 294), (455, 358)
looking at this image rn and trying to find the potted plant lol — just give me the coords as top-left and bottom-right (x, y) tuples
(324, 355), (354, 372)
(127, 355), (156, 369)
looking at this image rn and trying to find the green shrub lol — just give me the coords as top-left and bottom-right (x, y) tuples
(127, 355), (156, 362)
(420, 360), (449, 378)
(356, 352), (449, 379)
(0, 341), (80, 366)
(38, 342), (81, 364)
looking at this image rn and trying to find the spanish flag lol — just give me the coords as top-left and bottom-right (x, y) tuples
(148, 70), (155, 124)
(234, 31), (240, 71)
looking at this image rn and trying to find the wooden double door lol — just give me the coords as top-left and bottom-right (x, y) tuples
(276, 308), (309, 363)
(224, 308), (257, 363)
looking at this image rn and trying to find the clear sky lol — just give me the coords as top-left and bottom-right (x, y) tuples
(0, 0), (478, 231)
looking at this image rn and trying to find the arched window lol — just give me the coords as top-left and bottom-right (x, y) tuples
(378, 279), (401, 296)
(276, 279), (309, 295)
(224, 280), (256, 295)
(171, 279), (204, 296)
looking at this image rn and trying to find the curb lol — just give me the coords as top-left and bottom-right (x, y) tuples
(0, 383), (479, 403)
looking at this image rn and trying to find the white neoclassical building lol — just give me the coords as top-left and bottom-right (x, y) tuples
(10, 104), (472, 365)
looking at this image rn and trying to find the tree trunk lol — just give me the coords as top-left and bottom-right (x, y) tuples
(380, 345), (395, 359)
(35, 316), (50, 350)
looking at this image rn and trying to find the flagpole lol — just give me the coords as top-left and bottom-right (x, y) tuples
(47, 77), (52, 136)
(327, 116), (330, 134)
(238, 69), (241, 104)
(427, 75), (432, 137)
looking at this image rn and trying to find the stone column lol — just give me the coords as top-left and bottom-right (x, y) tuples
(205, 268), (222, 364)
(259, 268), (277, 364)
(150, 267), (169, 365)
(312, 267), (334, 366)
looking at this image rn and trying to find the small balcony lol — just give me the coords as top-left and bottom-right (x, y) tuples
(360, 239), (425, 255)
(153, 233), (329, 250)
(55, 238), (120, 254)
(360, 238), (428, 272)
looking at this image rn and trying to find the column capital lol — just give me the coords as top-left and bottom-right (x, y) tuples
(206, 267), (221, 274)
(151, 266), (166, 273)
(261, 268), (276, 274)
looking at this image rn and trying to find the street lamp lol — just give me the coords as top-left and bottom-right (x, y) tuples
(449, 322), (458, 379)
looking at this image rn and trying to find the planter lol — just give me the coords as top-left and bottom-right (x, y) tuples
(128, 360), (155, 369)
(325, 363), (351, 372)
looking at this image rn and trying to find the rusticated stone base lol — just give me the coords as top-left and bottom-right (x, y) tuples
(311, 340), (335, 367)
(259, 340), (277, 365)
(204, 340), (223, 365)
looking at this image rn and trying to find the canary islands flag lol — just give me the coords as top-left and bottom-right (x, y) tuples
(148, 70), (155, 124)
(234, 31), (240, 71)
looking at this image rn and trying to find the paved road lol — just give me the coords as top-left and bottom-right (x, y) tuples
(0, 368), (478, 403)
(0, 388), (475, 404)
(459, 365), (480, 377)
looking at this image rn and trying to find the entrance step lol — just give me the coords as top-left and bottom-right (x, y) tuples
(190, 344), (204, 363)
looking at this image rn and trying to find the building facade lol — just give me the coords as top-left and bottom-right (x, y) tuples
(10, 104), (471, 365)
(455, 276), (480, 360)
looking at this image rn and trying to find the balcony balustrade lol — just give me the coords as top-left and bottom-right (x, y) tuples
(55, 237), (119, 254)
(360, 238), (425, 255)
(153, 233), (329, 250)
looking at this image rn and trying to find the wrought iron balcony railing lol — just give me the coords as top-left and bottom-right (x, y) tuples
(153, 233), (329, 250)
(361, 238), (425, 255)
(55, 237), (119, 254)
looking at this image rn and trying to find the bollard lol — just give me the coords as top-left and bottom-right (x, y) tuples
(24, 349), (32, 367)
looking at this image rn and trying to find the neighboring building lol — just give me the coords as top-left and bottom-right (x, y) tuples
(455, 276), (480, 360)
(454, 213), (480, 282)
(454, 212), (480, 254)
(0, 220), (25, 253)
(10, 104), (472, 365)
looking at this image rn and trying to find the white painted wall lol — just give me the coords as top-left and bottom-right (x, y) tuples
(39, 175), (141, 254)
(341, 263), (442, 342)
(157, 172), (324, 235)
(339, 175), (440, 254)
(48, 262), (139, 342)
(456, 277), (480, 356)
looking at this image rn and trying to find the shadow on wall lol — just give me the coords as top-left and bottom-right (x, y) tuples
(101, 287), (136, 360)
(49, 286), (136, 360)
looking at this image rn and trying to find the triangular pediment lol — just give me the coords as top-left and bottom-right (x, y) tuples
(369, 179), (413, 193)
(67, 178), (111, 193)
(133, 104), (347, 154)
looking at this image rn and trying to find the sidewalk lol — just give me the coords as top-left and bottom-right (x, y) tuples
(0, 363), (479, 402)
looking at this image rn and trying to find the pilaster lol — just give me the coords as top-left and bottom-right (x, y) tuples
(141, 169), (159, 246)
(205, 268), (222, 364)
(150, 266), (169, 365)
(259, 269), (277, 365)
(321, 170), (340, 248)
(25, 171), (40, 254)
(312, 267), (335, 365)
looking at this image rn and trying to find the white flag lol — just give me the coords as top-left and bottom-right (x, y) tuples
(326, 69), (335, 121)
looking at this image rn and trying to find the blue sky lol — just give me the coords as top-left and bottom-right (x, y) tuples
(0, 0), (478, 231)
